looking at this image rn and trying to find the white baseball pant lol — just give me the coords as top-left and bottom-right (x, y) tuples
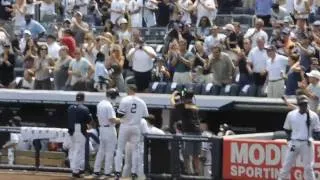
(70, 124), (86, 174)
(94, 126), (117, 174)
(279, 140), (315, 180)
(203, 150), (212, 177)
(122, 141), (144, 177)
(115, 124), (141, 174)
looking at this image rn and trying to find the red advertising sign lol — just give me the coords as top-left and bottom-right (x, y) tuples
(223, 138), (320, 180)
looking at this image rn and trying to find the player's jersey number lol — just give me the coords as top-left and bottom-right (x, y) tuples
(130, 103), (137, 113)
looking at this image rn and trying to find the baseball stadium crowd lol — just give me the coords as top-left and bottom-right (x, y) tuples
(1, 0), (320, 179)
(0, 0), (317, 100)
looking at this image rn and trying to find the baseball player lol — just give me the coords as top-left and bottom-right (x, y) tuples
(200, 121), (213, 177)
(93, 90), (120, 178)
(114, 84), (149, 179)
(279, 95), (320, 180)
(67, 92), (93, 178)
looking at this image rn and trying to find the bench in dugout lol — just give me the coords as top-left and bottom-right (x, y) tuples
(143, 134), (223, 180)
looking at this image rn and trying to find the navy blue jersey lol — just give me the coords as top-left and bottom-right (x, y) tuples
(67, 104), (93, 136)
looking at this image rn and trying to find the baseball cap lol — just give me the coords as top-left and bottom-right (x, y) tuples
(118, 18), (128, 25)
(24, 30), (31, 36)
(314, 20), (320, 26)
(76, 92), (85, 101)
(264, 45), (276, 51)
(297, 95), (309, 105)
(75, 11), (83, 17)
(3, 42), (10, 47)
(281, 28), (291, 35)
(306, 70), (320, 80)
(223, 24), (235, 31)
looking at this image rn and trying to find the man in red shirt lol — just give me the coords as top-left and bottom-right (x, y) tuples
(60, 29), (76, 58)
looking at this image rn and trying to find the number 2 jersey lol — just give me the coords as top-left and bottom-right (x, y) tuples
(117, 95), (149, 126)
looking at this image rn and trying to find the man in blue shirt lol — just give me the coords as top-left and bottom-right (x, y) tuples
(24, 14), (46, 39)
(255, 0), (273, 27)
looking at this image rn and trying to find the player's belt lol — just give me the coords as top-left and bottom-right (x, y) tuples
(103, 125), (110, 127)
(292, 139), (308, 141)
(269, 78), (283, 82)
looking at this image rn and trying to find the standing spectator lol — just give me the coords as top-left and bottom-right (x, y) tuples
(255, 0), (273, 27)
(203, 25), (226, 55)
(192, 41), (213, 84)
(60, 29), (76, 58)
(23, 38), (38, 69)
(171, 38), (193, 84)
(33, 45), (54, 90)
(19, 30), (32, 53)
(127, 0), (142, 27)
(47, 34), (61, 61)
(107, 44), (125, 92)
(12, 69), (35, 89)
(195, 16), (211, 41)
(247, 37), (268, 96)
(208, 45), (234, 86)
(293, 0), (310, 20)
(194, 0), (218, 25)
(232, 22), (244, 50)
(284, 53), (304, 96)
(244, 19), (268, 48)
(297, 35), (315, 73)
(71, 11), (89, 46)
(265, 45), (288, 98)
(74, 0), (89, 17)
(0, 43), (15, 88)
(127, 37), (156, 92)
(53, 46), (72, 90)
(117, 18), (131, 45)
(271, 1), (290, 23)
(93, 52), (109, 92)
(68, 48), (94, 90)
(235, 42), (252, 89)
(6, 0), (26, 34)
(110, 0), (126, 25)
(142, 0), (158, 27)
(24, 14), (46, 39)
(0, 0), (13, 22)
(300, 70), (320, 112)
(178, 0), (193, 24)
(156, 0), (172, 27)
(39, 0), (56, 21)
(152, 57), (171, 82)
(58, 19), (72, 39)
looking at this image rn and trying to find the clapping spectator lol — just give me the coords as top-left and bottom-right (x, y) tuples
(152, 57), (171, 82)
(53, 46), (72, 90)
(244, 19), (268, 48)
(203, 25), (226, 55)
(33, 45), (54, 90)
(24, 14), (46, 39)
(284, 53), (304, 96)
(107, 44), (125, 92)
(195, 16), (211, 41)
(23, 38), (38, 69)
(192, 41), (212, 83)
(71, 11), (89, 46)
(0, 43), (15, 88)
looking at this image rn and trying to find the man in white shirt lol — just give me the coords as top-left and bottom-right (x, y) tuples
(47, 35), (61, 62)
(110, 0), (126, 24)
(127, 37), (156, 92)
(244, 19), (268, 47)
(265, 45), (288, 98)
(279, 95), (320, 180)
(114, 85), (149, 180)
(75, 0), (89, 16)
(203, 25), (226, 55)
(247, 37), (269, 96)
(93, 89), (119, 178)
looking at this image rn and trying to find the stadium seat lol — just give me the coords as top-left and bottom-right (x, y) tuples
(201, 83), (214, 95)
(165, 82), (184, 94)
(212, 85), (222, 95)
(148, 82), (168, 94)
(220, 84), (240, 96)
(239, 84), (257, 97)
(184, 83), (203, 95)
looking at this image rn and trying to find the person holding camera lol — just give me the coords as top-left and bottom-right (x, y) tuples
(170, 88), (201, 175)
(127, 37), (156, 92)
(93, 89), (120, 178)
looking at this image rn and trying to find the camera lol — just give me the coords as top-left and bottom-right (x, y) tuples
(175, 88), (194, 103)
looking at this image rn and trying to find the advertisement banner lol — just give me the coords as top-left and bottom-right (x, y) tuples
(223, 138), (320, 180)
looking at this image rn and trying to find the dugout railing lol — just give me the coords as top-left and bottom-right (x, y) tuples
(144, 134), (223, 180)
